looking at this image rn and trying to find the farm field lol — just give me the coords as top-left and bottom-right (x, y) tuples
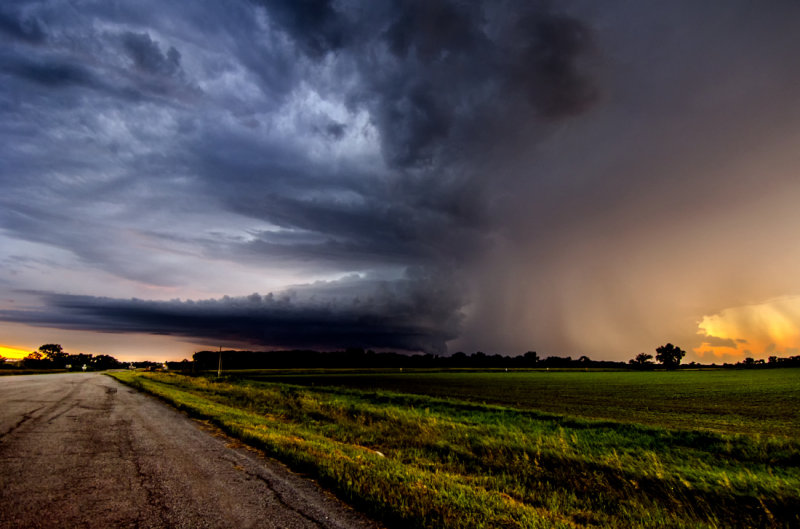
(238, 368), (800, 438)
(111, 369), (800, 529)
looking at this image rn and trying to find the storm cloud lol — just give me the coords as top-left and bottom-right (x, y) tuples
(3, 272), (465, 353)
(2, 1), (800, 359)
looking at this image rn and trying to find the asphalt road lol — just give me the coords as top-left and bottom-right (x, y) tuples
(0, 373), (384, 529)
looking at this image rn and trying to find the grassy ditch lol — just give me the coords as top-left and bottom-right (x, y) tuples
(111, 371), (800, 529)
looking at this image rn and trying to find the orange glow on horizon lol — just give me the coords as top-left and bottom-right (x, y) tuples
(0, 345), (34, 360)
(695, 296), (800, 360)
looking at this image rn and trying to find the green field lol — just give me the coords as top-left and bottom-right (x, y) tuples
(111, 369), (800, 528)
(240, 369), (800, 438)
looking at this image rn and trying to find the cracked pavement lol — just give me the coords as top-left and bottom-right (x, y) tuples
(0, 373), (384, 529)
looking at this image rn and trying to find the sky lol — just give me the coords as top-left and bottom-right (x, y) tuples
(2, 0), (800, 362)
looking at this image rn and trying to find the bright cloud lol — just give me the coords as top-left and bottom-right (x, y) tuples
(695, 296), (800, 360)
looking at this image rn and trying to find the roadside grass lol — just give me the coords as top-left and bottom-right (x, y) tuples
(110, 371), (800, 529)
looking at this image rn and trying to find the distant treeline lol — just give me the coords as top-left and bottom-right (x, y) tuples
(194, 349), (627, 371)
(728, 355), (800, 369)
(4, 344), (798, 372)
(189, 348), (800, 372)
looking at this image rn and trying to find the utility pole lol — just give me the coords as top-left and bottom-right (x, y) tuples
(217, 346), (222, 377)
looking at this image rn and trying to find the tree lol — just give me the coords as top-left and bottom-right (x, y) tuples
(22, 351), (49, 369)
(39, 343), (65, 358)
(655, 343), (685, 370)
(66, 353), (92, 371)
(629, 352), (653, 368)
(39, 344), (68, 368)
(92, 354), (123, 371)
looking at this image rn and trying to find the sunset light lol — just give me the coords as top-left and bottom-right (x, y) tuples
(0, 344), (32, 360)
(695, 296), (800, 360)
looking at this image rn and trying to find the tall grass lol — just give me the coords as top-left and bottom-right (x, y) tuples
(111, 372), (800, 529)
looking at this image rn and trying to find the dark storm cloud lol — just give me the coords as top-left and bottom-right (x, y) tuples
(1, 0), (597, 268)
(0, 0), (604, 353)
(252, 0), (347, 57)
(3, 55), (96, 88)
(318, 121), (346, 140)
(121, 31), (182, 77)
(197, 159), (492, 272)
(234, 0), (598, 169)
(1, 38), (191, 106)
(2, 273), (465, 353)
(0, 7), (45, 43)
(511, 12), (596, 117)
(345, 1), (598, 168)
(385, 0), (477, 60)
(3, 0), (800, 360)
(191, 0), (599, 271)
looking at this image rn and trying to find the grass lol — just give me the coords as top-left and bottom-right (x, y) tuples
(110, 370), (800, 529)
(240, 368), (800, 438)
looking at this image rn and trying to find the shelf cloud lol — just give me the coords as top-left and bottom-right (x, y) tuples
(2, 1), (800, 359)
